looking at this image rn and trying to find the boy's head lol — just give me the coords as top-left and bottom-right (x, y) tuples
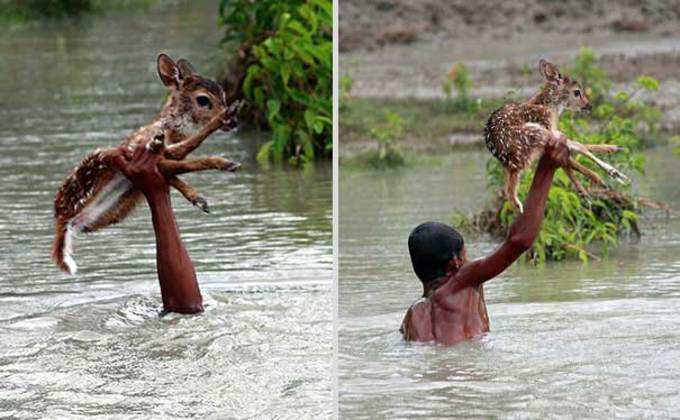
(408, 222), (466, 287)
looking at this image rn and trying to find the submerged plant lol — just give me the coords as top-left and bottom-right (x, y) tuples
(455, 48), (667, 263)
(442, 62), (475, 112)
(340, 73), (353, 111)
(671, 135), (680, 156)
(367, 111), (405, 168)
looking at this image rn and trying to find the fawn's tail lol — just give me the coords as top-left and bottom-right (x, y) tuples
(52, 217), (77, 275)
(52, 172), (136, 275)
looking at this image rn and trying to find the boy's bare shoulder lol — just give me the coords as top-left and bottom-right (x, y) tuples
(400, 298), (434, 342)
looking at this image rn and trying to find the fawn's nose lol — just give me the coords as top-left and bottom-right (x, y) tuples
(583, 103), (592, 111)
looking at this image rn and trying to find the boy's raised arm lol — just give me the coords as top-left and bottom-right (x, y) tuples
(112, 143), (203, 314)
(437, 139), (570, 296)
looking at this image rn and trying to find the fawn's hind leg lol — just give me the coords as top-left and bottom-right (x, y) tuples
(505, 170), (523, 213)
(567, 140), (628, 183)
(168, 177), (210, 213)
(568, 157), (605, 186)
(158, 157), (241, 176)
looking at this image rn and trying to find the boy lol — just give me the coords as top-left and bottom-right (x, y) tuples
(401, 139), (570, 345)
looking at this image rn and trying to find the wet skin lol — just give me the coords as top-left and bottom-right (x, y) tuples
(112, 142), (203, 314)
(401, 139), (570, 345)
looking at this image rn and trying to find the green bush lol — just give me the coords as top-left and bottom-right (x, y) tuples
(455, 48), (665, 263)
(567, 46), (611, 105)
(219, 0), (332, 166)
(671, 135), (680, 156)
(367, 111), (405, 168)
(442, 62), (475, 112)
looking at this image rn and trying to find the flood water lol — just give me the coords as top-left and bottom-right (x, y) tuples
(0, 1), (332, 417)
(339, 149), (680, 417)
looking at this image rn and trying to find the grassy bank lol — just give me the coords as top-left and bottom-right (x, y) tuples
(340, 97), (505, 159)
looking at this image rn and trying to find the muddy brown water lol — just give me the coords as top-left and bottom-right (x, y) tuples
(0, 2), (331, 417)
(340, 149), (680, 418)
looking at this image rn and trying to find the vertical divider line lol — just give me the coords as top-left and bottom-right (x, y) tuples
(332, 0), (340, 417)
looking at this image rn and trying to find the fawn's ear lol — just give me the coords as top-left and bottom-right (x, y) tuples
(157, 53), (181, 89)
(539, 59), (561, 82)
(176, 58), (197, 79)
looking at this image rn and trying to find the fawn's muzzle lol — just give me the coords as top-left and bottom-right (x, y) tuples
(582, 103), (592, 111)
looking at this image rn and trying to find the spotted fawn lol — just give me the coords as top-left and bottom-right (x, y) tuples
(52, 53), (242, 274)
(484, 59), (628, 213)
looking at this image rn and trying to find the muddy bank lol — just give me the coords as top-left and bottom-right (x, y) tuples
(340, 0), (680, 52)
(340, 31), (680, 157)
(342, 33), (680, 97)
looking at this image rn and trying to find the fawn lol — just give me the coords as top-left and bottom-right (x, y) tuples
(484, 59), (628, 213)
(52, 53), (242, 274)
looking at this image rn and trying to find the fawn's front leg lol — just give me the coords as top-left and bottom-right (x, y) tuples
(566, 140), (628, 184)
(168, 176), (210, 213)
(158, 157), (241, 176)
(164, 112), (226, 160)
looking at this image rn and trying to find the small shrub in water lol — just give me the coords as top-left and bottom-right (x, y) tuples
(368, 111), (406, 168)
(455, 48), (666, 263)
(442, 62), (475, 112)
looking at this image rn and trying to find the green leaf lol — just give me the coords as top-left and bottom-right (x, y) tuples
(281, 64), (291, 86)
(304, 109), (316, 129)
(635, 75), (659, 91)
(267, 99), (281, 118)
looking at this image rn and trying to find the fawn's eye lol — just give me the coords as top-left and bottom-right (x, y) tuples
(196, 95), (211, 108)
(574, 89), (581, 97)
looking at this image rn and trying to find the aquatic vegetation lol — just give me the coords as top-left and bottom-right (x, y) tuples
(366, 111), (406, 168)
(340, 73), (353, 111)
(0, 0), (155, 21)
(219, 0), (332, 166)
(671, 135), (680, 156)
(442, 62), (476, 112)
(454, 48), (667, 263)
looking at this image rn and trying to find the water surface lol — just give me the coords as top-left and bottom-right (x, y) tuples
(0, 2), (332, 417)
(340, 149), (680, 418)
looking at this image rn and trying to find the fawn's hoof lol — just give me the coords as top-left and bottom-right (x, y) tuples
(608, 168), (629, 184)
(572, 185), (590, 200)
(512, 200), (524, 214)
(192, 196), (210, 213)
(222, 161), (241, 172)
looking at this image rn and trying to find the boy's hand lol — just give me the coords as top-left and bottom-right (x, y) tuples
(544, 136), (570, 168)
(111, 139), (168, 196)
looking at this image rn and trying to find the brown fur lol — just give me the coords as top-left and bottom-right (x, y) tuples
(52, 53), (241, 274)
(484, 59), (627, 212)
